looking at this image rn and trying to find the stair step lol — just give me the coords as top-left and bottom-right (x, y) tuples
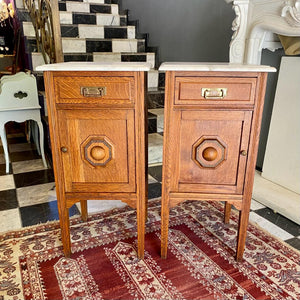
(31, 53), (47, 70)
(63, 53), (93, 62)
(24, 37), (39, 53)
(91, 52), (155, 67)
(58, 0), (121, 3)
(121, 53), (155, 68)
(147, 88), (165, 108)
(158, 72), (165, 88)
(58, 1), (119, 15)
(148, 108), (164, 133)
(35, 72), (45, 91)
(22, 22), (135, 40)
(61, 38), (145, 53)
(64, 0), (106, 3)
(60, 24), (135, 39)
(148, 69), (159, 89)
(71, 0), (104, 3)
(148, 133), (163, 165)
(104, 0), (121, 4)
(148, 111), (157, 134)
(18, 6), (124, 25)
(16, 8), (31, 22)
(104, 26), (135, 39)
(59, 11), (127, 26)
(60, 24), (80, 38)
(22, 22), (35, 37)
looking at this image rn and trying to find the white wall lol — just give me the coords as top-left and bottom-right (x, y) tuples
(122, 0), (234, 63)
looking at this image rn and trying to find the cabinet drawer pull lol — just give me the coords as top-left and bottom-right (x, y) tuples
(80, 86), (107, 97)
(201, 88), (227, 99)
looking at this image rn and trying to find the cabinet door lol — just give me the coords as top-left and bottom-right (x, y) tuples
(171, 110), (252, 194)
(57, 109), (136, 193)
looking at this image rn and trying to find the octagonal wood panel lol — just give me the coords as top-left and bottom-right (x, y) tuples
(192, 136), (227, 169)
(81, 136), (113, 167)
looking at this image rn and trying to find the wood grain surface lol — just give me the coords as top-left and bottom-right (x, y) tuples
(161, 70), (269, 261)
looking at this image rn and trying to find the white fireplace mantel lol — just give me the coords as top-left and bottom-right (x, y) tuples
(226, 0), (300, 225)
(226, 0), (300, 64)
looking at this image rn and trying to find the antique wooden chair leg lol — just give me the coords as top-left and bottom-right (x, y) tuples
(224, 202), (232, 224)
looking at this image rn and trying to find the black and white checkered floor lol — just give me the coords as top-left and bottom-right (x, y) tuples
(0, 129), (299, 252)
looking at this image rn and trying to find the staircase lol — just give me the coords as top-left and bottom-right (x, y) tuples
(17, 0), (160, 87)
(15, 0), (164, 165)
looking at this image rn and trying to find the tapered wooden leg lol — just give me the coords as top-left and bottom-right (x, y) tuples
(161, 191), (170, 259)
(137, 194), (146, 259)
(56, 191), (71, 257)
(224, 202), (232, 224)
(60, 204), (71, 257)
(80, 200), (88, 222)
(236, 206), (250, 262)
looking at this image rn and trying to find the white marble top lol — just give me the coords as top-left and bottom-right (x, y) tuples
(159, 62), (276, 72)
(36, 62), (152, 71)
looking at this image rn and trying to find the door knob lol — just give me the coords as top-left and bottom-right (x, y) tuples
(61, 147), (68, 153)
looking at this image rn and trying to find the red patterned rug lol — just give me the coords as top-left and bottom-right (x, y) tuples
(1, 199), (300, 300)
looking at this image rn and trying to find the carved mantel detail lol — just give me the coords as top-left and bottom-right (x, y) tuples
(282, 0), (300, 27)
(226, 0), (300, 64)
(226, 0), (250, 63)
(231, 4), (241, 39)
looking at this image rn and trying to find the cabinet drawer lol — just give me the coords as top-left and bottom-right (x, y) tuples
(175, 77), (256, 106)
(54, 76), (135, 105)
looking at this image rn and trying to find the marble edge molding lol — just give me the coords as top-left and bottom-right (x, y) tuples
(36, 62), (152, 72)
(158, 62), (276, 72)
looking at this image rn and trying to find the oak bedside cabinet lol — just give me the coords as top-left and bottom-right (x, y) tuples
(159, 63), (276, 261)
(37, 62), (151, 259)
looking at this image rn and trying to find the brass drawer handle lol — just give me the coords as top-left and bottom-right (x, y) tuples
(80, 86), (107, 97)
(201, 88), (227, 99)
